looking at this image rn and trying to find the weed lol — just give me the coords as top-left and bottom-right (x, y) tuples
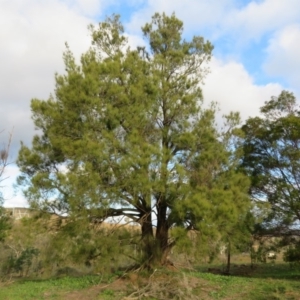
(99, 289), (115, 299)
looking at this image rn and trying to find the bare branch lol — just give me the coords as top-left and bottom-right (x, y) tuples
(0, 129), (13, 197)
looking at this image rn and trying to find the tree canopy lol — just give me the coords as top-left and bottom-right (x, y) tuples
(17, 13), (250, 267)
(242, 91), (300, 236)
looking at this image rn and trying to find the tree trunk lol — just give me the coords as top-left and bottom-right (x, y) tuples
(156, 203), (170, 266)
(140, 204), (171, 268)
(225, 240), (231, 274)
(141, 212), (155, 267)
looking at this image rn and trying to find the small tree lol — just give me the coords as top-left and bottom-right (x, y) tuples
(284, 241), (300, 267)
(17, 13), (250, 267)
(222, 210), (255, 273)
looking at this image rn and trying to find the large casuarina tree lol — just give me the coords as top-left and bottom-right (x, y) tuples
(17, 13), (250, 266)
(241, 91), (300, 235)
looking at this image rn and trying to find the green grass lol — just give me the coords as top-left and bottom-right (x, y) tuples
(251, 264), (300, 280)
(1, 264), (300, 300)
(0, 275), (108, 300)
(189, 264), (300, 300)
(98, 289), (116, 300)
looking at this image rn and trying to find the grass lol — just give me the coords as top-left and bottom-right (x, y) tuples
(1, 264), (300, 299)
(190, 272), (298, 300)
(0, 275), (115, 300)
(190, 263), (300, 300)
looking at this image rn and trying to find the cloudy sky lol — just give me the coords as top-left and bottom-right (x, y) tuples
(1, 0), (300, 207)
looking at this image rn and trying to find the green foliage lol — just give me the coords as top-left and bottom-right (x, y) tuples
(43, 220), (140, 273)
(0, 206), (11, 242)
(0, 216), (51, 277)
(10, 247), (39, 275)
(283, 242), (300, 266)
(17, 12), (250, 265)
(251, 246), (268, 264)
(242, 91), (300, 235)
(100, 289), (115, 299)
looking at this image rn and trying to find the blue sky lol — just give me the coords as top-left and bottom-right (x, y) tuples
(1, 0), (300, 207)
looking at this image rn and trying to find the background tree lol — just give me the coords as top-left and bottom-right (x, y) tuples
(0, 130), (13, 242)
(0, 130), (12, 200)
(241, 91), (300, 236)
(17, 13), (250, 267)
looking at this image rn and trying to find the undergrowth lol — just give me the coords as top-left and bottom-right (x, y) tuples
(1, 264), (300, 300)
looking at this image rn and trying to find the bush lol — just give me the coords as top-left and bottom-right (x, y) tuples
(2, 247), (39, 277)
(283, 242), (300, 267)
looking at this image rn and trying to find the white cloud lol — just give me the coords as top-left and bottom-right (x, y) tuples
(126, 0), (235, 35)
(69, 0), (118, 17)
(263, 24), (300, 88)
(0, 0), (94, 154)
(125, 33), (146, 49)
(71, 0), (102, 16)
(225, 0), (300, 42)
(1, 164), (28, 208)
(203, 57), (282, 122)
(0, 0), (150, 156)
(126, 0), (300, 45)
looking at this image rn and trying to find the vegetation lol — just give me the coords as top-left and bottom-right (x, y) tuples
(241, 91), (300, 237)
(0, 129), (12, 197)
(0, 130), (13, 241)
(1, 11), (300, 300)
(16, 13), (250, 267)
(283, 240), (300, 266)
(1, 263), (300, 300)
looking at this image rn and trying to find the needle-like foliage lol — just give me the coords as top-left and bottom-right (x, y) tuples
(17, 13), (250, 267)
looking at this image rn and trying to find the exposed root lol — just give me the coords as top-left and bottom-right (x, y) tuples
(122, 269), (199, 300)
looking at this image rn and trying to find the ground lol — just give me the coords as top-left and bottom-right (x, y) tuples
(1, 262), (300, 300)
